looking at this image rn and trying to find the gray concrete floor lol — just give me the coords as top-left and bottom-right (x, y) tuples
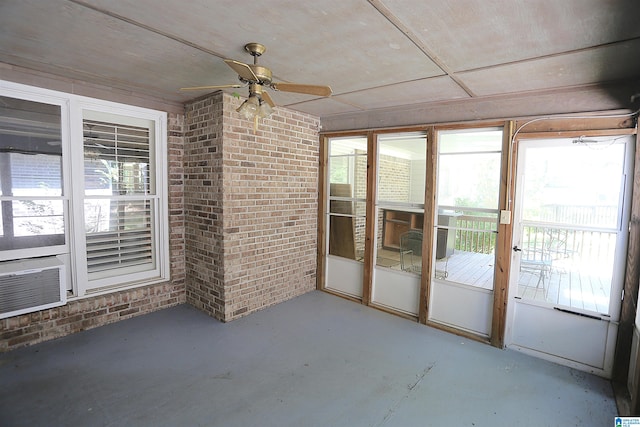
(0, 291), (617, 427)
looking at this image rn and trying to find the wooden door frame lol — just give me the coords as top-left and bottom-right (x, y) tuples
(614, 131), (640, 410)
(318, 114), (638, 356)
(491, 120), (515, 347)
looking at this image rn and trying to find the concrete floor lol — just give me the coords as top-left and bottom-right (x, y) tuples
(0, 291), (617, 426)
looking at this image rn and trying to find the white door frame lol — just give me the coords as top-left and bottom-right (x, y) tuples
(505, 135), (634, 377)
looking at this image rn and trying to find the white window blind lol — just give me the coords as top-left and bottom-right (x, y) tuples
(83, 118), (157, 280)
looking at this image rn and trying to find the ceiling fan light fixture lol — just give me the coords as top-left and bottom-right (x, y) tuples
(257, 99), (273, 118)
(237, 95), (260, 120)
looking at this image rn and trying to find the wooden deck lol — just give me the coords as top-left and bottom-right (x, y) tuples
(376, 248), (611, 314)
(517, 259), (611, 314)
(376, 248), (494, 289)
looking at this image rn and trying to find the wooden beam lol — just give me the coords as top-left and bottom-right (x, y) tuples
(517, 128), (636, 140)
(320, 81), (638, 133)
(613, 131), (640, 386)
(419, 126), (437, 324)
(361, 131), (377, 306)
(426, 321), (492, 346)
(515, 115), (635, 134)
(316, 136), (328, 291)
(491, 121), (515, 348)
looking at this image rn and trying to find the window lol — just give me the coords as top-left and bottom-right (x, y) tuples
(327, 137), (367, 261)
(0, 81), (169, 297)
(435, 128), (503, 288)
(82, 111), (159, 285)
(375, 132), (427, 272)
(0, 96), (65, 253)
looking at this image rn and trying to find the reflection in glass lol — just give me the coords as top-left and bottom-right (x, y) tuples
(375, 132), (427, 273)
(521, 144), (624, 229)
(83, 119), (152, 197)
(0, 96), (64, 251)
(436, 128), (502, 288)
(517, 141), (627, 315)
(12, 200), (64, 236)
(328, 137), (367, 261)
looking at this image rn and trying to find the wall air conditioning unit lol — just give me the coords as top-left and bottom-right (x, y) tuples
(0, 256), (66, 319)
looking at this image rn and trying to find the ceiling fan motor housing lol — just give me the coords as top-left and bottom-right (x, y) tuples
(244, 65), (272, 85)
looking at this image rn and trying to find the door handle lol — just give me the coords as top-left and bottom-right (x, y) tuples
(512, 246), (522, 252)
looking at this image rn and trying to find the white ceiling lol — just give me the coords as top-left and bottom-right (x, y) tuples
(1, 0), (639, 126)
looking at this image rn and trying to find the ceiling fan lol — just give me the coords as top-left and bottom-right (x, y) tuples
(181, 42), (332, 121)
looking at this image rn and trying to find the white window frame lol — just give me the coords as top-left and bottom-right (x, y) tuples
(0, 86), (71, 263)
(0, 80), (170, 299)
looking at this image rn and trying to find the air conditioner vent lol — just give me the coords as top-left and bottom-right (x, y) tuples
(0, 257), (66, 319)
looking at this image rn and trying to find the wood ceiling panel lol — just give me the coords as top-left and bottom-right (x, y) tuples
(284, 98), (364, 118)
(381, 0), (640, 72)
(0, 0), (236, 102)
(77, 0), (445, 94)
(458, 39), (640, 96)
(0, 0), (637, 121)
(334, 76), (470, 110)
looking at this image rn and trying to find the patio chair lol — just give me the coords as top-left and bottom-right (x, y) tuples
(520, 246), (552, 290)
(399, 230), (423, 273)
(435, 256), (449, 279)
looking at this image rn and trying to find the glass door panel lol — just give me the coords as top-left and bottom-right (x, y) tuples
(372, 132), (426, 316)
(507, 136), (633, 376)
(515, 142), (625, 314)
(429, 128), (503, 336)
(325, 136), (368, 298)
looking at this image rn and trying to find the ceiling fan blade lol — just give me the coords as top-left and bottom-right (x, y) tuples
(261, 90), (276, 108)
(271, 82), (332, 97)
(180, 83), (244, 91)
(224, 59), (258, 81)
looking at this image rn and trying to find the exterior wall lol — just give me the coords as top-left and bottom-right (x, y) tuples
(354, 151), (368, 258)
(222, 94), (319, 320)
(376, 154), (412, 250)
(0, 282), (185, 352)
(0, 112), (187, 352)
(378, 154), (411, 203)
(184, 92), (319, 322)
(2, 86), (320, 351)
(184, 93), (226, 319)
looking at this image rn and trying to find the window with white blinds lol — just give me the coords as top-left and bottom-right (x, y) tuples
(82, 116), (158, 282)
(1, 80), (168, 298)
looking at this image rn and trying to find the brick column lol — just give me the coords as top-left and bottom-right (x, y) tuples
(184, 93), (226, 319)
(184, 92), (319, 321)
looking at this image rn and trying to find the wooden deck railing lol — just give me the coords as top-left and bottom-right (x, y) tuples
(454, 215), (497, 254)
(451, 214), (615, 266)
(521, 223), (616, 267)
